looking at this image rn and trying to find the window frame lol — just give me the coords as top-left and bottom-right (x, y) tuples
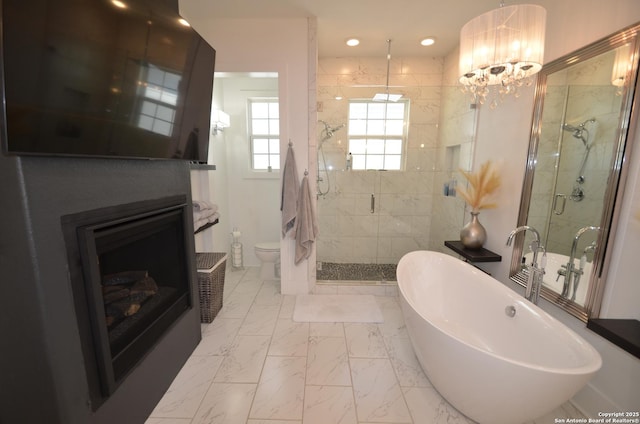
(248, 98), (281, 172)
(346, 99), (409, 171)
(136, 64), (181, 137)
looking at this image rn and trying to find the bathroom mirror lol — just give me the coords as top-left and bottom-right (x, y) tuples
(510, 23), (640, 322)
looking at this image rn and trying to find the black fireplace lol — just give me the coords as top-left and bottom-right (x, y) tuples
(62, 195), (193, 410)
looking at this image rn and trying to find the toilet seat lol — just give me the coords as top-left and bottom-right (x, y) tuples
(255, 242), (280, 252)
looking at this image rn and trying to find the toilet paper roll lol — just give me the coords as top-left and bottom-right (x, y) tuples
(231, 231), (241, 239)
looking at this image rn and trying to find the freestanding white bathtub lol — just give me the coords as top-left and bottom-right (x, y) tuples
(397, 251), (601, 424)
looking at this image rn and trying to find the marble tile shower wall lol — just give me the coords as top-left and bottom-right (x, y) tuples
(429, 84), (476, 253)
(317, 56), (470, 264)
(528, 49), (621, 256)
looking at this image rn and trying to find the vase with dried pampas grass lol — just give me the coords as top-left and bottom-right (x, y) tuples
(457, 161), (502, 249)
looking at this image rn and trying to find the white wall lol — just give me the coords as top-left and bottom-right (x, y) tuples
(470, 0), (640, 416)
(179, 2), (315, 294)
(191, 79), (228, 254)
(216, 75), (280, 267)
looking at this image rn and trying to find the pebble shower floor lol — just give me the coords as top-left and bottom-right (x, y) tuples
(316, 262), (397, 283)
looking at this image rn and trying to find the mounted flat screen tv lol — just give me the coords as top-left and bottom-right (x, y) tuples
(0, 0), (215, 163)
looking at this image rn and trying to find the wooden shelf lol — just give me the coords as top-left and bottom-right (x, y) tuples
(587, 318), (640, 360)
(444, 240), (502, 263)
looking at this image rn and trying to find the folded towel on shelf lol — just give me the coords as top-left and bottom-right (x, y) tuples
(193, 208), (218, 223)
(281, 144), (299, 237)
(193, 200), (218, 212)
(293, 174), (318, 264)
(192, 200), (220, 232)
(194, 212), (220, 231)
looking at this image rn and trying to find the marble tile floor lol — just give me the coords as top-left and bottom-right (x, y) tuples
(146, 265), (587, 424)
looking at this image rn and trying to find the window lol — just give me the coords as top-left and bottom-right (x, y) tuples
(137, 65), (181, 136)
(347, 100), (408, 170)
(249, 99), (280, 170)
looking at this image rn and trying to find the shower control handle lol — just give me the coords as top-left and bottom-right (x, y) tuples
(553, 193), (567, 215)
(370, 194), (375, 214)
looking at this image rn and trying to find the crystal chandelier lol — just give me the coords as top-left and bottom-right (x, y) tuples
(459, 3), (546, 108)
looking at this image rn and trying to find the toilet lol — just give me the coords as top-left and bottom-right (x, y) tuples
(254, 242), (280, 280)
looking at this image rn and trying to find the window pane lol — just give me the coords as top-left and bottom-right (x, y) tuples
(269, 139), (280, 154)
(252, 119), (269, 134)
(141, 101), (156, 116)
(349, 139), (367, 154)
(386, 103), (405, 119)
(352, 154), (366, 169)
(253, 155), (269, 169)
(269, 119), (279, 135)
(367, 103), (386, 119)
(253, 138), (269, 154)
(348, 119), (367, 135)
(269, 154), (281, 169)
(349, 103), (367, 119)
(366, 155), (384, 170)
(164, 72), (181, 90)
(385, 155), (402, 170)
(252, 102), (269, 118)
(147, 67), (164, 86)
(156, 104), (174, 122)
(144, 85), (162, 101)
(367, 139), (385, 154)
(386, 120), (404, 135)
(386, 139), (403, 154)
(160, 90), (178, 106)
(269, 103), (279, 118)
(367, 120), (385, 135)
(138, 115), (153, 131)
(153, 120), (171, 136)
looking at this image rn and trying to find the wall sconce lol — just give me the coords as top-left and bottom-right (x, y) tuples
(612, 43), (632, 92)
(212, 109), (230, 134)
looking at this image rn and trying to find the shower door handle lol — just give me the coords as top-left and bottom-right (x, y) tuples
(370, 194), (375, 214)
(553, 193), (567, 215)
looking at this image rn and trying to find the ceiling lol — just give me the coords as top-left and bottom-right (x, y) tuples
(194, 0), (548, 58)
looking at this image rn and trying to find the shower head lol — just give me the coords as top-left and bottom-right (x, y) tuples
(562, 118), (596, 147)
(319, 120), (345, 143)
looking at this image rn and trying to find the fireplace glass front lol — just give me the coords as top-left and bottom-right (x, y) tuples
(63, 196), (193, 410)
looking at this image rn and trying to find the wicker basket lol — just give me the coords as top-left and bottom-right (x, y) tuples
(196, 252), (227, 323)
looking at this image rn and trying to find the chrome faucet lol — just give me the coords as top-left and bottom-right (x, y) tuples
(506, 226), (546, 304)
(561, 226), (600, 301)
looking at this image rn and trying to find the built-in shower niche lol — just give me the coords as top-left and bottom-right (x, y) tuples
(62, 196), (192, 411)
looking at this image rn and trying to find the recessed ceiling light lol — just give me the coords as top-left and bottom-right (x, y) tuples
(346, 38), (360, 47)
(420, 37), (436, 46)
(111, 0), (127, 8)
(178, 18), (190, 27)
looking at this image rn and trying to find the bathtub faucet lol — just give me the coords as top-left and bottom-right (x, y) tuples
(506, 226), (546, 304)
(561, 226), (600, 301)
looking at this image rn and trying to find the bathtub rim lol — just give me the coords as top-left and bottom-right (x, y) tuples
(397, 250), (602, 376)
